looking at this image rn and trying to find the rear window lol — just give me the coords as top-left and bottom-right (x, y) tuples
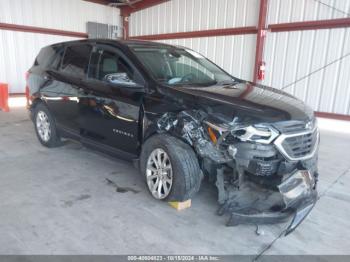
(34, 45), (63, 69)
(61, 44), (92, 78)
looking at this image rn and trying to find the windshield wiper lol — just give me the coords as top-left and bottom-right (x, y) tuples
(170, 81), (217, 87)
(216, 79), (240, 85)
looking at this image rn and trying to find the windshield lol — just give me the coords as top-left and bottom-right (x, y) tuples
(130, 46), (234, 86)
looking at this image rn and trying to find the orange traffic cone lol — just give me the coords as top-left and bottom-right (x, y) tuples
(0, 83), (10, 112)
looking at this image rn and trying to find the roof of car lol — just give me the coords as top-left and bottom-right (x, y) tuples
(55, 38), (176, 49)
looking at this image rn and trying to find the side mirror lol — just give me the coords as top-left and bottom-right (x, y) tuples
(104, 73), (138, 86)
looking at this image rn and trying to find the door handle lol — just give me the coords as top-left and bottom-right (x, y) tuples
(78, 88), (93, 96)
(78, 88), (86, 94)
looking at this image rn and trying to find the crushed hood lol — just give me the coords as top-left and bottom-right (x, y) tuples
(162, 81), (314, 123)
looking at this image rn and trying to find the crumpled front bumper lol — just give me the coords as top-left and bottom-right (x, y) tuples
(278, 169), (318, 235)
(285, 190), (317, 235)
(223, 169), (318, 235)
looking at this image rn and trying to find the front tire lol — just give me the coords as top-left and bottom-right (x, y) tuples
(140, 134), (202, 202)
(33, 103), (61, 148)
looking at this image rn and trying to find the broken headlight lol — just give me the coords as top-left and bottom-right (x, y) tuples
(203, 121), (229, 145)
(233, 124), (279, 144)
(203, 120), (279, 145)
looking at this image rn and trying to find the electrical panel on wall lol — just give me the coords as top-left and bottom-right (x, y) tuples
(87, 22), (119, 39)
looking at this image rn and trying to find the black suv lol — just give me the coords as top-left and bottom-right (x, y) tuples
(27, 39), (319, 234)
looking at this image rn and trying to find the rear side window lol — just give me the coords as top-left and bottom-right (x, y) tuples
(34, 45), (63, 69)
(61, 44), (92, 78)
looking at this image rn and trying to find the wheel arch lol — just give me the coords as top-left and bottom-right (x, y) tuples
(140, 133), (203, 201)
(29, 98), (45, 121)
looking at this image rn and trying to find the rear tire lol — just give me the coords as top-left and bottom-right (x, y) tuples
(140, 134), (202, 202)
(33, 103), (61, 148)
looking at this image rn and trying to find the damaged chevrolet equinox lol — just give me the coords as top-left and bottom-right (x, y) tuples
(27, 39), (319, 235)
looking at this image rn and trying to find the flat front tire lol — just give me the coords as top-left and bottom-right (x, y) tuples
(141, 134), (202, 202)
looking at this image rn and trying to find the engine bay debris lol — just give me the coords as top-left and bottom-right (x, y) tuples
(156, 110), (318, 234)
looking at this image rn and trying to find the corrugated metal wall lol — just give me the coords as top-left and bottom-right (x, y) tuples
(263, 28), (350, 115)
(0, 0), (120, 34)
(130, 0), (259, 35)
(268, 0), (350, 23)
(130, 0), (259, 81)
(129, 0), (350, 115)
(0, 0), (120, 93)
(264, 0), (350, 115)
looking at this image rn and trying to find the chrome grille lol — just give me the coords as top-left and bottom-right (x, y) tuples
(274, 127), (319, 161)
(272, 121), (308, 133)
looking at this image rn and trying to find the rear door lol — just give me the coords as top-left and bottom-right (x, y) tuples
(44, 43), (92, 136)
(79, 44), (145, 156)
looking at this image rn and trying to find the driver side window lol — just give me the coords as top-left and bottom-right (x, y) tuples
(90, 49), (139, 86)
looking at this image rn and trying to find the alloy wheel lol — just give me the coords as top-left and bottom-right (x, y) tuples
(146, 148), (173, 199)
(36, 111), (51, 142)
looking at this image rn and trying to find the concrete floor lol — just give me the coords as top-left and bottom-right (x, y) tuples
(0, 107), (350, 256)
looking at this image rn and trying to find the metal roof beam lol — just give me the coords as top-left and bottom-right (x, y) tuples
(120, 0), (169, 16)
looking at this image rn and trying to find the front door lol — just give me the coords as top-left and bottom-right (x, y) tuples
(79, 45), (145, 155)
